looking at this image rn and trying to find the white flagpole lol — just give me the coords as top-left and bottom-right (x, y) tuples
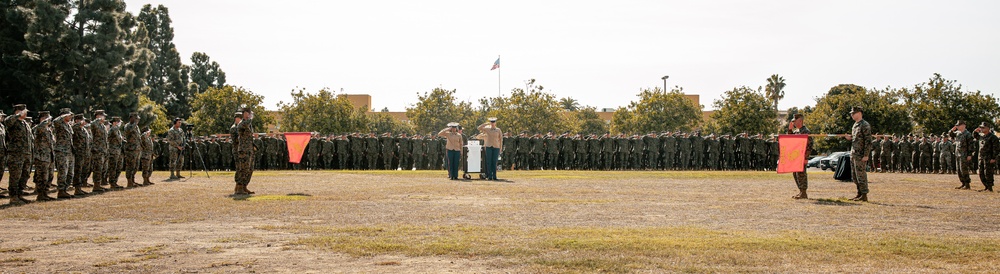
(497, 55), (501, 97)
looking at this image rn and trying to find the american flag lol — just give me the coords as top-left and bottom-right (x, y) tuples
(490, 58), (500, 70)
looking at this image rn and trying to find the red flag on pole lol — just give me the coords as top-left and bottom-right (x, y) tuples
(283, 132), (311, 164)
(777, 134), (808, 174)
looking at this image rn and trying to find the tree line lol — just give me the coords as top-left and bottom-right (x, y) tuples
(1, 2), (226, 134)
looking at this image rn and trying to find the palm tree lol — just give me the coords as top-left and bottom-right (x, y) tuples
(765, 74), (786, 114)
(559, 97), (581, 111)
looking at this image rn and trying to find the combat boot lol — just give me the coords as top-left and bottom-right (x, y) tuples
(793, 190), (808, 200)
(142, 178), (154, 186)
(977, 187), (993, 192)
(57, 189), (73, 199)
(109, 182), (124, 189)
(73, 187), (88, 196)
(9, 196), (27, 206)
(92, 184), (108, 193)
(16, 193), (32, 204)
(242, 185), (255, 195)
(126, 179), (138, 188)
(168, 171), (177, 180)
(37, 190), (56, 201)
(850, 194), (867, 202)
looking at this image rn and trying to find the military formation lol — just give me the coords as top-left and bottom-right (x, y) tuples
(865, 130), (1000, 176)
(151, 130), (783, 173)
(2, 105), (156, 206)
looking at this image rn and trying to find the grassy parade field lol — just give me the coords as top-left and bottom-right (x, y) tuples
(1, 169), (998, 273)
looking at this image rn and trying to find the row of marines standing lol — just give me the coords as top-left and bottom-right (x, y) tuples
(1, 105), (156, 205)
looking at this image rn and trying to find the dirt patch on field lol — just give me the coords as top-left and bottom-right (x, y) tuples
(1, 170), (998, 273)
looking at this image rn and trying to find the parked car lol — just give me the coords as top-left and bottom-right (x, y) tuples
(829, 152), (852, 171)
(807, 156), (824, 168)
(820, 152), (848, 170)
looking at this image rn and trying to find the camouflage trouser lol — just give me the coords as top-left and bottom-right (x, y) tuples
(33, 160), (53, 192)
(107, 152), (123, 184)
(382, 152), (393, 170)
(978, 160), (995, 188)
(235, 152), (255, 186)
(881, 153), (892, 171)
(6, 155), (31, 195)
(140, 156), (153, 180)
(124, 150), (140, 182)
(955, 155), (972, 185)
(851, 155), (869, 195)
(920, 156), (933, 173)
(91, 151), (108, 185)
(73, 150), (90, 187)
(793, 156), (809, 190)
(899, 155), (912, 172)
(941, 154), (954, 173)
(169, 148), (184, 173)
(56, 151), (74, 190)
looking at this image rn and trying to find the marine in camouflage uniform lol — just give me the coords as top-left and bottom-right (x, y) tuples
(123, 113), (142, 187)
(166, 118), (186, 179)
(940, 136), (954, 174)
(53, 109), (75, 198)
(662, 133), (676, 170)
(788, 114), (812, 199)
(919, 137), (933, 174)
(691, 133), (705, 170)
(601, 134), (615, 170)
(105, 117), (125, 189)
(4, 104), (34, 204)
(71, 115), (91, 196)
(234, 109), (257, 195)
(898, 135), (912, 173)
(973, 122), (998, 192)
(380, 134), (395, 170)
(89, 111), (111, 191)
(847, 107), (872, 201)
(323, 137), (336, 169)
(33, 112), (56, 201)
(0, 111), (6, 198)
(677, 133), (692, 170)
(880, 136), (894, 173)
(706, 134), (720, 170)
(140, 127), (156, 186)
(337, 135), (349, 169)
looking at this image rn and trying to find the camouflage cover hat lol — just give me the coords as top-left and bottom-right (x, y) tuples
(60, 108), (73, 116)
(979, 121), (991, 128)
(241, 107), (253, 113)
(848, 106), (863, 115)
(110, 116), (122, 123)
(129, 112), (139, 119)
(94, 110), (105, 116)
(793, 113), (803, 119)
(13, 104), (26, 111)
(37, 111), (50, 119)
(73, 114), (84, 120)
(955, 120), (966, 126)
(234, 112), (243, 118)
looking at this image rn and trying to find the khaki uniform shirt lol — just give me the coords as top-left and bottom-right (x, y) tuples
(478, 123), (503, 149)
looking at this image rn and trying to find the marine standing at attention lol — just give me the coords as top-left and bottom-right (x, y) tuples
(846, 106), (872, 202)
(478, 118), (503, 181)
(439, 123), (464, 180)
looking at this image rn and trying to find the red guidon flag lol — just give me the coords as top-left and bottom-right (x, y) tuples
(283, 132), (311, 164)
(777, 134), (808, 174)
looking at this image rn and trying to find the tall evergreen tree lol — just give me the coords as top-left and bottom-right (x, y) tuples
(137, 4), (189, 118)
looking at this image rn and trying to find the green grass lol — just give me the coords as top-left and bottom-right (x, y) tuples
(275, 224), (1000, 273)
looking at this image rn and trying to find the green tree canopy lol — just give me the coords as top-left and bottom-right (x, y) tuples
(277, 88), (366, 134)
(570, 107), (609, 135)
(137, 4), (191, 119)
(137, 94), (169, 136)
(710, 86), (779, 135)
(405, 87), (478, 134)
(369, 110), (415, 135)
(610, 87), (702, 134)
(901, 73), (1000, 133)
(187, 86), (273, 136)
(478, 79), (568, 134)
(809, 84), (912, 152)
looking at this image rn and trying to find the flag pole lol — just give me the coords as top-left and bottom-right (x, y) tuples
(497, 55), (501, 97)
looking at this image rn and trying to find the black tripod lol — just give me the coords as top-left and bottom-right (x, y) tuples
(183, 138), (211, 180)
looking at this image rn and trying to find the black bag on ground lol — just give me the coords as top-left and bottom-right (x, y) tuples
(834, 154), (852, 181)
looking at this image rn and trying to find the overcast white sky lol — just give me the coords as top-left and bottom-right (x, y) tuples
(125, 0), (1000, 111)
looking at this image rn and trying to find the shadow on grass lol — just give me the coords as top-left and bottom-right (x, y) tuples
(230, 193), (312, 201)
(813, 198), (862, 206)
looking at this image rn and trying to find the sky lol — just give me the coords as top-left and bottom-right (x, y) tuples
(125, 0), (1000, 112)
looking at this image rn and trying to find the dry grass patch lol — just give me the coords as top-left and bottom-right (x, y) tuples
(50, 236), (122, 246)
(0, 246), (30, 253)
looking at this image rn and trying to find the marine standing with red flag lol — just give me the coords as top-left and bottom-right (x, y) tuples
(787, 114), (813, 199)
